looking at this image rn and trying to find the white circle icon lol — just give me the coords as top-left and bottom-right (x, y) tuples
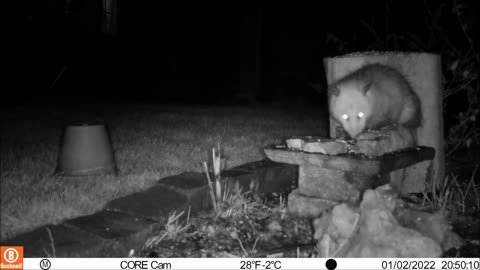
(3, 248), (19, 263)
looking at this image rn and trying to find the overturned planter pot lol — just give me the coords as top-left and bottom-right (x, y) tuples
(56, 122), (117, 176)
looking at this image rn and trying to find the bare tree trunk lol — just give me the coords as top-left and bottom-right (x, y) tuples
(102, 0), (117, 36)
(254, 7), (263, 103)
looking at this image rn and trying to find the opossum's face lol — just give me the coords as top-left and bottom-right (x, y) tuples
(329, 85), (372, 138)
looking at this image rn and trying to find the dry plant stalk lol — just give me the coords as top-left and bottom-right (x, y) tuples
(213, 146), (222, 201)
(203, 161), (218, 213)
(204, 145), (224, 214)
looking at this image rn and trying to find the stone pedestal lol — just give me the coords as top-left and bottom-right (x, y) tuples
(265, 146), (434, 217)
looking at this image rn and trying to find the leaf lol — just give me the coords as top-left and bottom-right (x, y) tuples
(466, 138), (472, 148)
(449, 60), (459, 72)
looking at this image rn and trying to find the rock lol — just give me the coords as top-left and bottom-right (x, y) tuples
(286, 137), (306, 150)
(267, 220), (283, 232)
(314, 184), (446, 258)
(313, 203), (361, 257)
(351, 126), (417, 157)
(285, 136), (349, 155)
(348, 188), (442, 257)
(302, 140), (348, 155)
(288, 189), (338, 218)
(326, 204), (359, 240)
(395, 209), (465, 252)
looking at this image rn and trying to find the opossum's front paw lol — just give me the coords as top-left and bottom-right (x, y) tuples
(366, 129), (384, 134)
(357, 131), (379, 140)
(358, 129), (389, 140)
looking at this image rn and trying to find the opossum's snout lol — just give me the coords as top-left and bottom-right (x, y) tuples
(344, 125), (364, 139)
(331, 90), (370, 139)
(340, 114), (366, 138)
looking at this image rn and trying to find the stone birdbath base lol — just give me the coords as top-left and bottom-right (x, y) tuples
(264, 136), (435, 218)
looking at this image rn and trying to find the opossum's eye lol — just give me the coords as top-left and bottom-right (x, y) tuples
(358, 112), (364, 118)
(342, 114), (349, 120)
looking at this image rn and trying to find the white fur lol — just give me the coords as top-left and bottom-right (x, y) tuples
(329, 64), (421, 138)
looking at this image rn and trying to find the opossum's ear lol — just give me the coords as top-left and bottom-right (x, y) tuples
(328, 86), (340, 97)
(362, 80), (373, 94)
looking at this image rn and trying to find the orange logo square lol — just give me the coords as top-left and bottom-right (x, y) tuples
(0, 246), (23, 270)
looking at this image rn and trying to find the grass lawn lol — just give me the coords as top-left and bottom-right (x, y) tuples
(1, 103), (327, 240)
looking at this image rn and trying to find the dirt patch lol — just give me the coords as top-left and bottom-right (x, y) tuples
(138, 194), (316, 258)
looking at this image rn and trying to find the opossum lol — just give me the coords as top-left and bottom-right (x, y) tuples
(328, 63), (421, 138)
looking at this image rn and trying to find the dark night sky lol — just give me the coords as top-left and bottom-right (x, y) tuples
(10, 0), (479, 105)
